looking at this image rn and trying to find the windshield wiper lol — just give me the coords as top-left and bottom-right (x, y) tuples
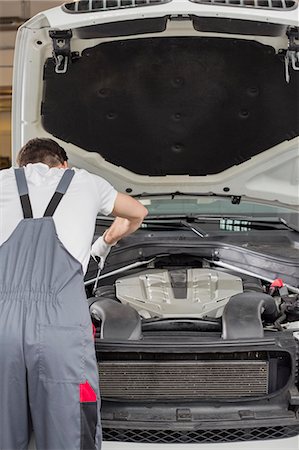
(141, 219), (207, 238)
(192, 216), (299, 233)
(95, 215), (207, 237)
(134, 192), (228, 198)
(143, 215), (299, 233)
(96, 215), (298, 233)
(279, 217), (299, 233)
(133, 191), (241, 204)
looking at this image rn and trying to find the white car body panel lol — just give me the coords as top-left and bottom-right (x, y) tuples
(12, 2), (299, 208)
(35, 0), (299, 29)
(102, 436), (299, 449)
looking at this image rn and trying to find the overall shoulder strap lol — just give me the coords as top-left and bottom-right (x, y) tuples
(43, 169), (75, 217)
(14, 168), (33, 219)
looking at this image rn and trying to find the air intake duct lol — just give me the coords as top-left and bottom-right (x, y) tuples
(222, 292), (279, 340)
(89, 297), (142, 340)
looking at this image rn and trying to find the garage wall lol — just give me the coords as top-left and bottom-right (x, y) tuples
(0, 0), (63, 168)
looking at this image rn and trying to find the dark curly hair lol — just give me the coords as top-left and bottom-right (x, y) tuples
(17, 138), (68, 168)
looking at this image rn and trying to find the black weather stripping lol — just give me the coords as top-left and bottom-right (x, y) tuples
(190, 0), (298, 10)
(75, 17), (168, 39)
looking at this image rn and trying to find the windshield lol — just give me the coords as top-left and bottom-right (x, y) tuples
(139, 197), (296, 216)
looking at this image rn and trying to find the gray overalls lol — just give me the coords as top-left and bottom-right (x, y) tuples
(0, 168), (101, 450)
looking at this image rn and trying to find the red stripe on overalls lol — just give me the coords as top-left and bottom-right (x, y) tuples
(80, 381), (97, 403)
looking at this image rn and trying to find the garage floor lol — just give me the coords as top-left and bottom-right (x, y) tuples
(28, 434), (299, 450)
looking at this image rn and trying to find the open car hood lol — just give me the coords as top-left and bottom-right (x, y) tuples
(13, 2), (299, 207)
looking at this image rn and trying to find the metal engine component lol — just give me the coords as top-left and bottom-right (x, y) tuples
(98, 360), (269, 400)
(115, 269), (243, 319)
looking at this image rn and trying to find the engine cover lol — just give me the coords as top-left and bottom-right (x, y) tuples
(115, 269), (243, 319)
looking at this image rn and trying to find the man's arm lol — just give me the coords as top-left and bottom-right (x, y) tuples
(104, 193), (148, 245)
(90, 193), (148, 265)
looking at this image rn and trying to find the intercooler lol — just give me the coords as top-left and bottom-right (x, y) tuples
(98, 360), (269, 400)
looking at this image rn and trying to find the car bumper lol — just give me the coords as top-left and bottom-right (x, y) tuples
(102, 436), (299, 450)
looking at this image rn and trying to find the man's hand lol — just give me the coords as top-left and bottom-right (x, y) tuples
(90, 234), (112, 269)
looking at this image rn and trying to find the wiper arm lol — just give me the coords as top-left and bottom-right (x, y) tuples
(133, 192), (230, 199)
(95, 215), (207, 238)
(192, 215), (299, 232)
(133, 192), (241, 204)
(142, 218), (207, 238)
(180, 220), (207, 238)
(97, 214), (298, 232)
(279, 217), (299, 233)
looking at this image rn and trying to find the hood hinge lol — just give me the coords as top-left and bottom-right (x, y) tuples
(285, 28), (299, 83)
(49, 29), (73, 74)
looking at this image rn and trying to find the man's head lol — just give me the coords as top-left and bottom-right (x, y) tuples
(17, 138), (68, 168)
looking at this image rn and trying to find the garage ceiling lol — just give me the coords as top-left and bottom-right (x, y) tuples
(0, 1), (63, 86)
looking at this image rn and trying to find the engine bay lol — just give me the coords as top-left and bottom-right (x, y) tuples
(115, 268), (243, 319)
(88, 257), (299, 340)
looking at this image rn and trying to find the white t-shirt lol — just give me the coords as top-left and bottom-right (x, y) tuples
(0, 163), (117, 274)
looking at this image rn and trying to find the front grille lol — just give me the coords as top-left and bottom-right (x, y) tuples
(99, 360), (269, 400)
(103, 425), (299, 443)
(190, 0), (298, 10)
(63, 0), (171, 13)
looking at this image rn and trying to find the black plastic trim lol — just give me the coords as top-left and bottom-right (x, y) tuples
(91, 238), (299, 287)
(102, 423), (299, 443)
(192, 16), (287, 36)
(75, 17), (168, 39)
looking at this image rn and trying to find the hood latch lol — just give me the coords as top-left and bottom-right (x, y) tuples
(285, 28), (299, 83)
(231, 196), (241, 205)
(49, 29), (73, 74)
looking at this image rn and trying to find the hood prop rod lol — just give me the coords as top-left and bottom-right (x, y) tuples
(85, 257), (157, 288)
(206, 259), (299, 294)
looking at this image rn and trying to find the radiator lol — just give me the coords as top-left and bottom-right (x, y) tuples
(98, 360), (268, 400)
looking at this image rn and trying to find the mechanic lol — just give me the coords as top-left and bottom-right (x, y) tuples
(0, 137), (148, 450)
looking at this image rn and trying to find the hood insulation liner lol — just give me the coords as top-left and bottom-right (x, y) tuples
(42, 37), (298, 176)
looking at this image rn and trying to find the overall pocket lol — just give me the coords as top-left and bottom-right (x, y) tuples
(39, 324), (88, 383)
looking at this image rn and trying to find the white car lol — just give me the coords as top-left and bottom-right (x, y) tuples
(14, 1), (299, 449)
